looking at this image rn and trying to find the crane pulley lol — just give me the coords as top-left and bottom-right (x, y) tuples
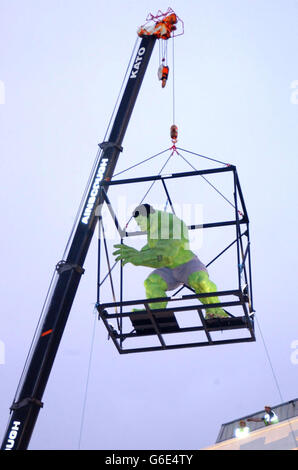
(137, 8), (184, 89)
(158, 62), (169, 88)
(137, 10), (178, 40)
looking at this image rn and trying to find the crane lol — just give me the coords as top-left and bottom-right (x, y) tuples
(1, 9), (180, 451)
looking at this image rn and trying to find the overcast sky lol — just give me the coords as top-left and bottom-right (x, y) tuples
(1, 0), (298, 450)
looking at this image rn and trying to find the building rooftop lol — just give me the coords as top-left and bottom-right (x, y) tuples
(216, 398), (298, 443)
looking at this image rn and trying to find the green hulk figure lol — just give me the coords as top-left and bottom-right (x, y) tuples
(113, 204), (229, 319)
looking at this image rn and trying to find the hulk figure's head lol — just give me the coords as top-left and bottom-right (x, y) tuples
(132, 204), (155, 232)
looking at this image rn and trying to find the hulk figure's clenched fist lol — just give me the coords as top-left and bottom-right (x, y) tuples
(113, 244), (140, 266)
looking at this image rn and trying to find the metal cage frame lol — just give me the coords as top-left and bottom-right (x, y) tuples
(96, 164), (255, 354)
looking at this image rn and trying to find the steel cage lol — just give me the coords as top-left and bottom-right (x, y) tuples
(96, 164), (255, 353)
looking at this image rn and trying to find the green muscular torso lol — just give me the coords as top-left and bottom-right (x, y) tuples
(142, 211), (195, 268)
(113, 211), (195, 269)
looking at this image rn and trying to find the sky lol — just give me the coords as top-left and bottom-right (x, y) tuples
(0, 0), (298, 450)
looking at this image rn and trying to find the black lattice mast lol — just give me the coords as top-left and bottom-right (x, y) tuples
(2, 9), (182, 450)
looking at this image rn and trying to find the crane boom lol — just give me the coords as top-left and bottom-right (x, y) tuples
(1, 35), (156, 451)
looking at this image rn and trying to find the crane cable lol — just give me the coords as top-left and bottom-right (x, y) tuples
(77, 307), (97, 450)
(96, 30), (237, 291)
(61, 36), (140, 262)
(254, 316), (297, 448)
(172, 33), (176, 125)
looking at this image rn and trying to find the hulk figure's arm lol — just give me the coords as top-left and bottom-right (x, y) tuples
(113, 239), (182, 268)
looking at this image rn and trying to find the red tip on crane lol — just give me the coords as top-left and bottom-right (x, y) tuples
(137, 8), (183, 40)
